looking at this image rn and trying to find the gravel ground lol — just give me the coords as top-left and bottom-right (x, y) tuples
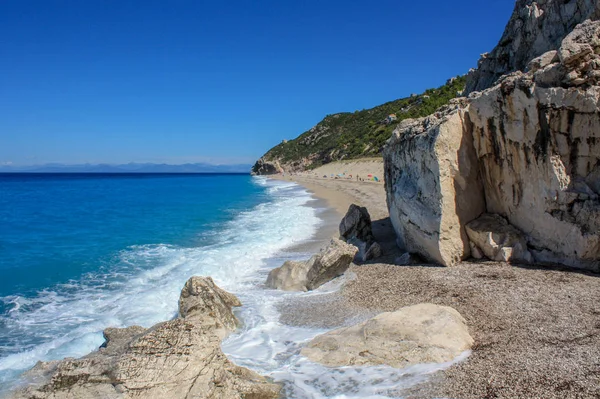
(271, 162), (600, 398)
(343, 262), (600, 399)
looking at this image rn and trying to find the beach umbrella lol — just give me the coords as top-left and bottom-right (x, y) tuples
(374, 176), (379, 182)
(367, 174), (373, 177)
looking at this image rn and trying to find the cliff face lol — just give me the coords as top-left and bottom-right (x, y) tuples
(465, 0), (600, 94)
(384, 3), (600, 271)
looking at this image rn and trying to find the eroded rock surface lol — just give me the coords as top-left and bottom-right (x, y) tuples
(339, 204), (375, 243)
(265, 238), (358, 292)
(12, 277), (280, 399)
(384, 14), (600, 270)
(465, 0), (600, 93)
(305, 238), (358, 290)
(250, 157), (282, 175)
(339, 204), (383, 262)
(265, 260), (310, 292)
(383, 102), (486, 266)
(301, 303), (473, 368)
(466, 214), (533, 264)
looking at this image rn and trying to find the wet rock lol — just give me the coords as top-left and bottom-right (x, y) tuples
(179, 276), (242, 334)
(265, 260), (309, 292)
(12, 277), (280, 399)
(265, 239), (358, 292)
(301, 303), (473, 368)
(305, 238), (359, 290)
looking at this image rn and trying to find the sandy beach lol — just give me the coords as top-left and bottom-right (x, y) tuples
(271, 159), (600, 399)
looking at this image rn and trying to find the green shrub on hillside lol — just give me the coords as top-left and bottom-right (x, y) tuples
(264, 75), (466, 167)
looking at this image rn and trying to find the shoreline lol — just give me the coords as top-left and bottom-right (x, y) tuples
(268, 167), (600, 399)
(8, 171), (600, 398)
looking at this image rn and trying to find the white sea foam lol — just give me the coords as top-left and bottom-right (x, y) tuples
(0, 177), (319, 391)
(0, 177), (467, 398)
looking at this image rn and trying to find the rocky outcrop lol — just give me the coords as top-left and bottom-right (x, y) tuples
(339, 204), (382, 262)
(250, 157), (282, 175)
(466, 214), (533, 264)
(265, 238), (358, 291)
(305, 238), (358, 290)
(384, 10), (600, 271)
(301, 303), (473, 368)
(465, 0), (600, 94)
(339, 204), (375, 243)
(468, 20), (600, 270)
(265, 260), (310, 291)
(383, 102), (487, 266)
(13, 277), (280, 399)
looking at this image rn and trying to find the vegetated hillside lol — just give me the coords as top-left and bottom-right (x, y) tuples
(255, 76), (466, 172)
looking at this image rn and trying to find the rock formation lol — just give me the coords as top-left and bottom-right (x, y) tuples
(339, 204), (375, 243)
(265, 238), (358, 291)
(339, 204), (382, 262)
(384, 101), (487, 266)
(12, 277), (280, 399)
(265, 260), (310, 291)
(250, 157), (281, 175)
(384, 3), (600, 271)
(304, 238), (358, 290)
(465, 0), (600, 94)
(301, 303), (473, 368)
(465, 213), (533, 264)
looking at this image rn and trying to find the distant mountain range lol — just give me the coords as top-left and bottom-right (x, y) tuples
(0, 163), (253, 173)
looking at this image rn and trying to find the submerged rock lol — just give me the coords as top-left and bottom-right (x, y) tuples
(12, 277), (280, 399)
(265, 238), (358, 292)
(301, 303), (473, 368)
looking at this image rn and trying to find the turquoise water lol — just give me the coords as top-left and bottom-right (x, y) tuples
(0, 173), (465, 398)
(0, 174), (264, 298)
(0, 173), (323, 391)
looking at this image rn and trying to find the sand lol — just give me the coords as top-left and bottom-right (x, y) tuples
(271, 158), (387, 219)
(269, 158), (600, 399)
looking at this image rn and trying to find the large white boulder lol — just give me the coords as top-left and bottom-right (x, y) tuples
(301, 303), (473, 368)
(383, 103), (486, 266)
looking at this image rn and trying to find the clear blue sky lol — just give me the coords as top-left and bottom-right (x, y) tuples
(0, 0), (514, 166)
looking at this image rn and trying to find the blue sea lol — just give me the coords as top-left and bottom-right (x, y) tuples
(0, 173), (464, 398)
